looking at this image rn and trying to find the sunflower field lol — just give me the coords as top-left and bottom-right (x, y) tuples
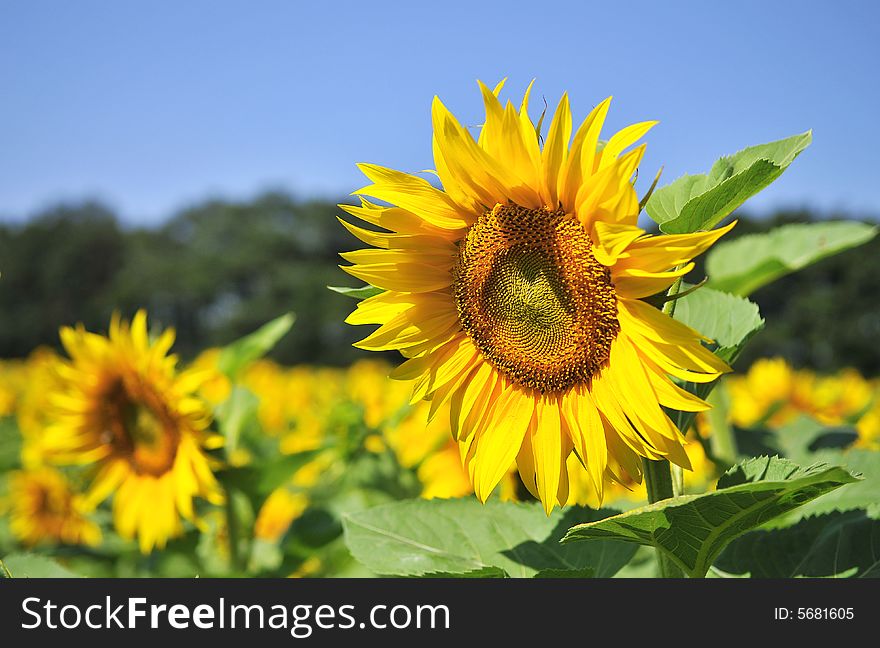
(1, 83), (879, 580)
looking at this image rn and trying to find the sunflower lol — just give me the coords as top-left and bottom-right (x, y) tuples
(6, 467), (101, 547)
(339, 81), (733, 513)
(42, 311), (224, 552)
(254, 487), (309, 542)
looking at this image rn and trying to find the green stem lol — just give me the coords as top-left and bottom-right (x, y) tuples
(642, 272), (688, 578)
(670, 463), (684, 497)
(663, 276), (684, 317)
(642, 458), (685, 578)
(707, 388), (738, 466)
(224, 486), (243, 574)
(0, 557), (12, 579)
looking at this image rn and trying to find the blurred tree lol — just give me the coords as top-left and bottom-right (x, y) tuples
(0, 202), (125, 357)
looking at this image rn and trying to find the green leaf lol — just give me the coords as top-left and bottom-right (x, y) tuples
(533, 567), (596, 578)
(217, 312), (295, 380)
(421, 566), (508, 578)
(706, 221), (877, 296)
(214, 386), (260, 455)
(328, 284), (383, 300)
(342, 498), (636, 578)
(663, 286), (763, 440)
(561, 456), (859, 578)
(218, 450), (320, 501)
(715, 510), (880, 578)
(786, 449), (880, 521)
(0, 553), (80, 578)
(673, 287), (764, 364)
(0, 417), (22, 471)
(646, 131), (812, 234)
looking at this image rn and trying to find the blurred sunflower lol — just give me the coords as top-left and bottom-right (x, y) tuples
(42, 310), (224, 552)
(6, 467), (101, 547)
(340, 81), (732, 513)
(254, 487), (310, 542)
(728, 358), (874, 429)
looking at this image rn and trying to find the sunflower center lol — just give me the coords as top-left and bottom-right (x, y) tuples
(102, 379), (179, 475)
(454, 203), (619, 393)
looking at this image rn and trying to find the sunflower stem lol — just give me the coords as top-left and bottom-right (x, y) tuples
(648, 271), (690, 577)
(224, 486), (244, 574)
(646, 271), (690, 577)
(642, 458), (685, 578)
(662, 276), (684, 317)
(671, 463), (684, 497)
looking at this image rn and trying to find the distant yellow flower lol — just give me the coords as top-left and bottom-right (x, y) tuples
(727, 357), (796, 428)
(7, 467), (101, 547)
(0, 358), (28, 417)
(42, 311), (224, 553)
(340, 81), (730, 513)
(243, 359), (293, 435)
(728, 358), (873, 429)
(290, 556), (322, 578)
(190, 348), (232, 405)
(794, 369), (873, 426)
(345, 359), (411, 428)
(855, 382), (880, 449)
(254, 488), (309, 542)
(10, 348), (67, 468)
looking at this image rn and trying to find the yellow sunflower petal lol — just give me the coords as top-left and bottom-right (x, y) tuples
(470, 385), (534, 502)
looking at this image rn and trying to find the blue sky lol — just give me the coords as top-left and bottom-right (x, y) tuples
(2, 0), (878, 224)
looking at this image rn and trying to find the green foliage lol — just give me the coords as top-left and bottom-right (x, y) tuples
(706, 222), (877, 296)
(0, 553), (80, 578)
(561, 457), (859, 578)
(707, 211), (880, 374)
(214, 387), (261, 456)
(738, 417), (880, 521)
(715, 511), (880, 577)
(0, 418), (21, 472)
(787, 450), (880, 522)
(533, 567), (596, 578)
(217, 312), (295, 380)
(342, 498), (636, 578)
(217, 451), (321, 502)
(673, 287), (764, 364)
(328, 285), (383, 300)
(646, 131), (811, 234)
(668, 287), (764, 437)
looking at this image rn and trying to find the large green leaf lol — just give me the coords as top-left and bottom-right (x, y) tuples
(667, 287), (764, 436)
(673, 287), (764, 364)
(788, 449), (880, 521)
(735, 418), (878, 522)
(646, 131), (811, 234)
(0, 553), (80, 578)
(715, 510), (880, 578)
(217, 312), (295, 380)
(706, 221), (877, 296)
(342, 498), (636, 578)
(561, 457), (858, 578)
